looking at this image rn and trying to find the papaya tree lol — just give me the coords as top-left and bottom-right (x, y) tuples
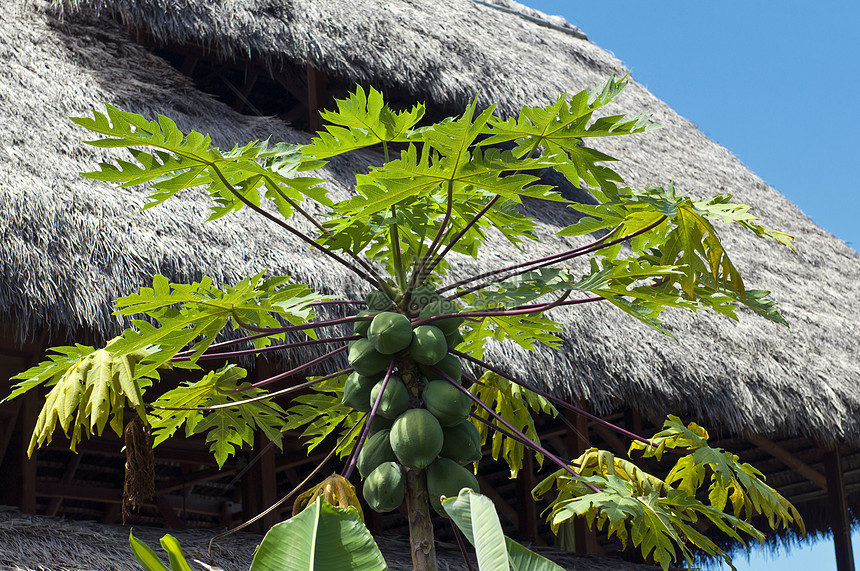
(5, 76), (803, 571)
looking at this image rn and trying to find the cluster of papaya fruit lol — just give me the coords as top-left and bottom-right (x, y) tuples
(342, 288), (482, 516)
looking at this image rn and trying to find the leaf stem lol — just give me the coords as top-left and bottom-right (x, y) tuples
(434, 370), (599, 492)
(410, 293), (602, 328)
(308, 299), (367, 307)
(173, 313), (369, 359)
(207, 161), (382, 288)
(207, 414), (364, 553)
(223, 345), (348, 393)
(149, 369), (352, 411)
(442, 215), (669, 300)
(173, 334), (360, 362)
(405, 179), (455, 305)
(422, 195), (501, 281)
(342, 360), (396, 479)
(451, 349), (654, 446)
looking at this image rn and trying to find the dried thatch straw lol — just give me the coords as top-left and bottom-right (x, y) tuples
(0, 508), (661, 570)
(2, 0), (859, 453)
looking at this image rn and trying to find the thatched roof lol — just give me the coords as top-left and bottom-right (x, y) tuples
(3, 0), (859, 454)
(0, 508), (660, 570)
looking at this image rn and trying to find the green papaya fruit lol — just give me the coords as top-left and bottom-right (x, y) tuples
(342, 371), (381, 412)
(368, 414), (394, 434)
(444, 329), (464, 349)
(426, 457), (480, 516)
(362, 461), (405, 513)
(368, 312), (413, 355)
(369, 376), (410, 419)
(353, 309), (381, 337)
(357, 429), (397, 478)
(409, 325), (448, 366)
(365, 290), (394, 311)
(347, 338), (391, 376)
(440, 420), (483, 464)
(418, 299), (463, 335)
(390, 409), (443, 469)
(420, 353), (463, 384)
(422, 380), (471, 427)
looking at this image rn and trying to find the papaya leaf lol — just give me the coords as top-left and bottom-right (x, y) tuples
(630, 415), (804, 533)
(302, 85), (425, 160)
(284, 374), (363, 458)
(73, 105), (328, 213)
(459, 309), (564, 362)
(111, 273), (328, 378)
(482, 75), (655, 188)
(147, 364), (287, 468)
(336, 99), (562, 222)
(469, 372), (556, 477)
(6, 342), (155, 455)
(534, 472), (760, 571)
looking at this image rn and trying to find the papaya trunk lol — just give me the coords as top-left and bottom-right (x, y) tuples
(404, 468), (437, 571)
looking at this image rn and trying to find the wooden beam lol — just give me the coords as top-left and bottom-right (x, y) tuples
(232, 69), (260, 114)
(102, 502), (121, 525)
(156, 494), (185, 529)
(272, 70), (309, 108)
(46, 454), (82, 516)
(747, 433), (827, 490)
(625, 408), (643, 437)
(825, 448), (855, 571)
(37, 482), (235, 517)
(179, 55), (199, 76)
(155, 466), (238, 496)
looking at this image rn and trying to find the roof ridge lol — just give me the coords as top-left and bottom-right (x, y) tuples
(471, 0), (588, 40)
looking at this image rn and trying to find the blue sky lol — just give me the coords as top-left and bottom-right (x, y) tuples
(523, 1), (859, 569)
(525, 0), (859, 254)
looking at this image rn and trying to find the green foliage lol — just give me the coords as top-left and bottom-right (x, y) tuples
(148, 364), (288, 467)
(481, 74), (655, 188)
(73, 105), (329, 216)
(284, 374), (364, 459)
(5, 342), (154, 455)
(470, 372), (557, 477)
(303, 85), (425, 159)
(533, 418), (804, 570)
(630, 416), (803, 531)
(129, 531), (194, 571)
(443, 489), (566, 571)
(9, 77), (803, 569)
(558, 183), (792, 329)
(112, 273), (328, 377)
(250, 496), (387, 571)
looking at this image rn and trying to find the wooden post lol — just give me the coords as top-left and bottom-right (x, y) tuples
(242, 357), (280, 532)
(516, 452), (540, 543)
(824, 447), (855, 571)
(564, 403), (600, 554)
(306, 65), (328, 133)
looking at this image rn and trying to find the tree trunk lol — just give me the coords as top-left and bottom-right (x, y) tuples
(404, 468), (437, 571)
